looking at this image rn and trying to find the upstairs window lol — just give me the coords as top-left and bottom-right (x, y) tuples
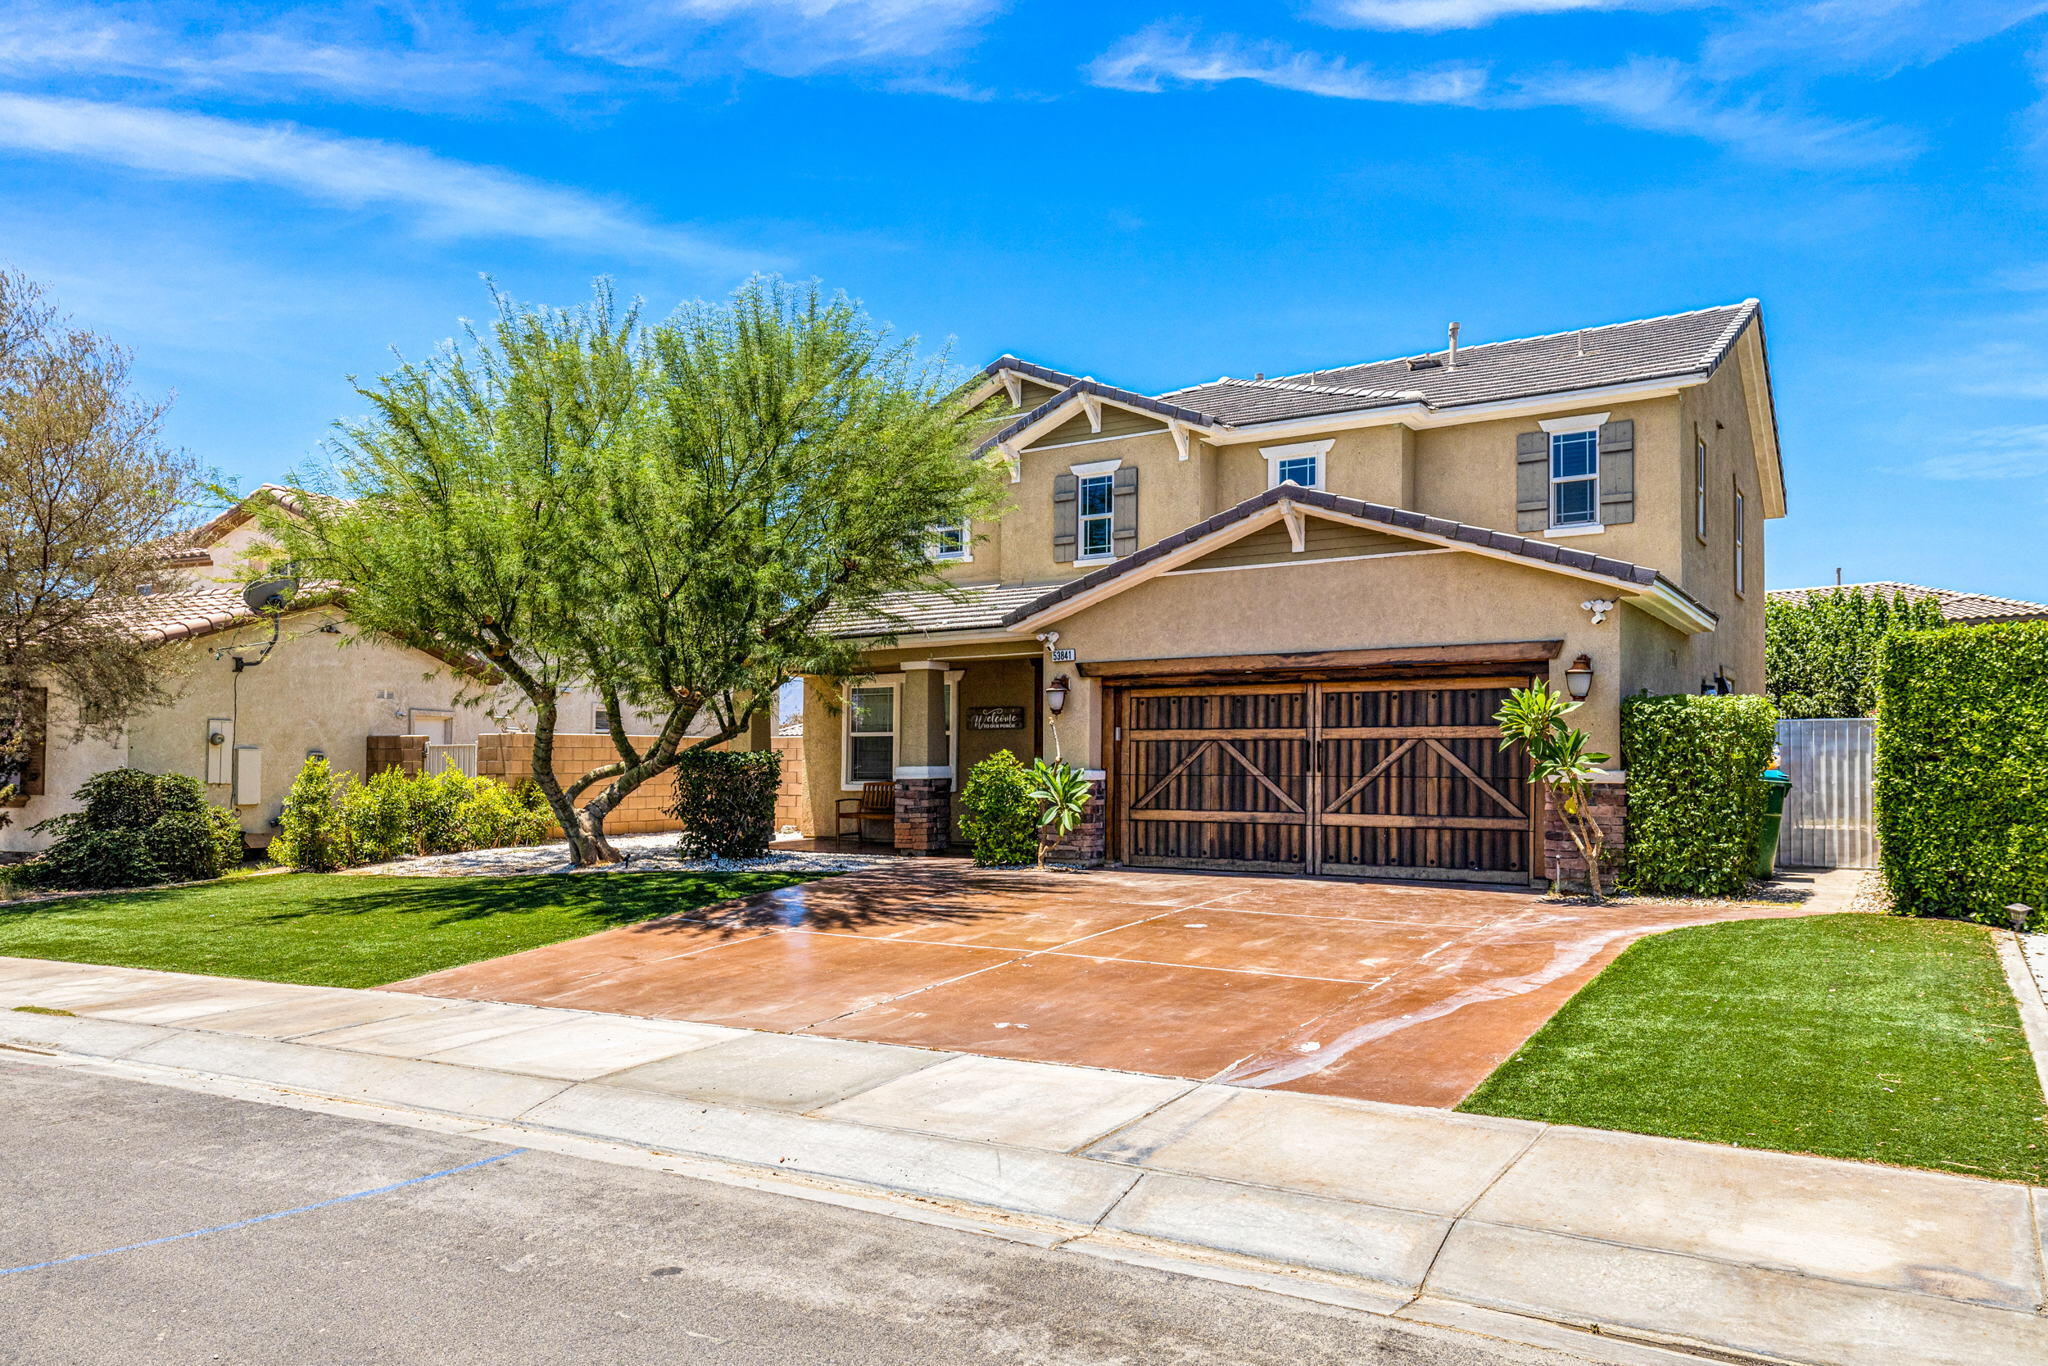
(1261, 438), (1331, 492)
(1078, 472), (1115, 559)
(1733, 488), (1746, 595)
(927, 520), (969, 561)
(1694, 436), (1709, 542)
(1550, 430), (1600, 527)
(593, 707), (612, 734)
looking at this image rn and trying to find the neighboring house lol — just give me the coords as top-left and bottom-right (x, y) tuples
(3, 486), (691, 856)
(0, 488), (509, 855)
(800, 300), (1784, 886)
(1767, 581), (2048, 624)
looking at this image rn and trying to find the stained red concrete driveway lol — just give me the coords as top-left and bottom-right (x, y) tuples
(386, 863), (1819, 1108)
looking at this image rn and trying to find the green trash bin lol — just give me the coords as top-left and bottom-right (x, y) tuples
(1755, 768), (1791, 878)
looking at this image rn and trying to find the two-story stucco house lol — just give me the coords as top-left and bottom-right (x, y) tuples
(798, 300), (1785, 885)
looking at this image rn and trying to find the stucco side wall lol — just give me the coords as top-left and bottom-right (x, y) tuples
(1042, 550), (1634, 765)
(1676, 354), (1767, 692)
(125, 609), (486, 843)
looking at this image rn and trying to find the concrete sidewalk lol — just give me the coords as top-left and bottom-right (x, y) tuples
(2, 954), (2042, 1366)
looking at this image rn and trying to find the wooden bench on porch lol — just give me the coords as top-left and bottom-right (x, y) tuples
(835, 781), (895, 845)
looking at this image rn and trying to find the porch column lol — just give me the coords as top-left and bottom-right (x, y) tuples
(893, 662), (951, 855)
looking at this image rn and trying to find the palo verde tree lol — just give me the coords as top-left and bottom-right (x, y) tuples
(275, 277), (997, 864)
(1765, 586), (1946, 719)
(0, 268), (201, 815)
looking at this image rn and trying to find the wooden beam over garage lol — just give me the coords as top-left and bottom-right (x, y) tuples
(1079, 639), (1565, 681)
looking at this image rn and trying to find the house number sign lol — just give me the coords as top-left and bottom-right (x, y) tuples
(966, 706), (1026, 731)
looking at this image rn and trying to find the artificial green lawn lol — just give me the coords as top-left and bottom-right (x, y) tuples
(1460, 914), (2048, 1184)
(0, 871), (820, 989)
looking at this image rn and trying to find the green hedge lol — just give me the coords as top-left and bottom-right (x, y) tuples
(1621, 694), (1778, 895)
(1875, 623), (2048, 926)
(959, 750), (1038, 866)
(669, 748), (782, 860)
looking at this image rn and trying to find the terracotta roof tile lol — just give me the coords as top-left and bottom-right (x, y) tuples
(1767, 581), (2048, 623)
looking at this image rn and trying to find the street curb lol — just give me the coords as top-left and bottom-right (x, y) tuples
(6, 965), (2046, 1366)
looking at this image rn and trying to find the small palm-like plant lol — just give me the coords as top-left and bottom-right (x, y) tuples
(1025, 759), (1092, 870)
(1495, 683), (1613, 900)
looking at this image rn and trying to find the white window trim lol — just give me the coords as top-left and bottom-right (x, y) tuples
(1073, 463), (1119, 563)
(927, 519), (972, 563)
(1538, 411), (1610, 435)
(840, 672), (964, 792)
(1260, 438), (1332, 491)
(1694, 436), (1709, 543)
(1547, 428), (1601, 531)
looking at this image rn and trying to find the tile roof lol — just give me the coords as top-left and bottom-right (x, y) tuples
(985, 301), (1760, 432)
(1767, 582), (2048, 623)
(1001, 484), (1711, 629)
(823, 581), (1066, 639)
(91, 584), (336, 646)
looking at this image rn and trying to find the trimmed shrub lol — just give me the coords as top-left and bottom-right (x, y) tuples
(14, 768), (241, 890)
(959, 750), (1038, 866)
(1621, 694), (1778, 896)
(455, 777), (552, 849)
(340, 767), (418, 866)
(411, 765), (474, 855)
(669, 748), (782, 859)
(269, 757), (349, 872)
(1875, 622), (2048, 926)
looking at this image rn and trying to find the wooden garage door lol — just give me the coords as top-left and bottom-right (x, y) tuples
(1117, 678), (1535, 882)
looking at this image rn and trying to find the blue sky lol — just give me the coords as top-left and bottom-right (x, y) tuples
(3, 1), (2047, 599)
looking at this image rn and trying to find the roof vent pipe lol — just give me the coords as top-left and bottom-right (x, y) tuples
(1447, 322), (1460, 370)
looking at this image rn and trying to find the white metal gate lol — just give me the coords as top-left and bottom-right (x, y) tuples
(1775, 718), (1876, 869)
(426, 742), (478, 778)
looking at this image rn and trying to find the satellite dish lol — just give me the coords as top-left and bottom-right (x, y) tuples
(243, 576), (299, 615)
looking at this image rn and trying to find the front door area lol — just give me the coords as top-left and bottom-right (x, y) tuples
(1113, 678), (1536, 882)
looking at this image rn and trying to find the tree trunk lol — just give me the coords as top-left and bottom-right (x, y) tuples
(563, 804), (620, 866)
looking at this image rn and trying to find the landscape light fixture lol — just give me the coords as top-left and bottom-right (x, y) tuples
(2008, 904), (2033, 935)
(1564, 654), (1595, 701)
(1045, 674), (1071, 716)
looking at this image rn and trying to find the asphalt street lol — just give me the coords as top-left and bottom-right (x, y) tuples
(0, 1055), (1611, 1366)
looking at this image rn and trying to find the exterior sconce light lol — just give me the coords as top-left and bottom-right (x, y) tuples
(1045, 673), (1071, 716)
(1564, 654), (1594, 701)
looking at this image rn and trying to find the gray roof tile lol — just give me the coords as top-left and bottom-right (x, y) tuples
(824, 581), (1065, 639)
(1768, 582), (2048, 623)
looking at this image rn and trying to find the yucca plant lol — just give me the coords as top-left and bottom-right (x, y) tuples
(1495, 683), (1612, 900)
(1025, 759), (1092, 870)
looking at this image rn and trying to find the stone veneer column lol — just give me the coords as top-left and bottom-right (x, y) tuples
(892, 662), (952, 855)
(1046, 772), (1109, 866)
(1542, 778), (1627, 890)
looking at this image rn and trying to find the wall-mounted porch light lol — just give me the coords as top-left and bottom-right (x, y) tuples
(1045, 673), (1071, 716)
(1564, 654), (1594, 701)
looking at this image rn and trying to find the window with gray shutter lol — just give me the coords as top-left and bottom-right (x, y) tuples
(1052, 473), (1078, 563)
(1515, 431), (1548, 533)
(1598, 419), (1635, 525)
(1112, 466), (1139, 556)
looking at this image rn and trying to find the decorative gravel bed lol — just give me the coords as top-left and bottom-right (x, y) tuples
(344, 833), (900, 879)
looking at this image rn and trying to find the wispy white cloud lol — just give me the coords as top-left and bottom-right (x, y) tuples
(1089, 27), (1486, 105)
(566, 0), (1007, 77)
(0, 3), (551, 105)
(1919, 424), (2048, 478)
(1704, 0), (2048, 75)
(1310, 0), (1661, 32)
(1088, 28), (1903, 166)
(0, 93), (764, 269)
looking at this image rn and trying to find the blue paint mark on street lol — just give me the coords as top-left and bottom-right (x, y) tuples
(0, 1148), (525, 1277)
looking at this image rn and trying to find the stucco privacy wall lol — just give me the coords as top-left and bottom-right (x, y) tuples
(3, 609), (486, 853)
(1042, 548), (1626, 767)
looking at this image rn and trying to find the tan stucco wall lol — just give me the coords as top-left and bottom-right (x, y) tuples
(1041, 549), (1627, 764)
(1676, 356), (1768, 693)
(125, 609), (489, 845)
